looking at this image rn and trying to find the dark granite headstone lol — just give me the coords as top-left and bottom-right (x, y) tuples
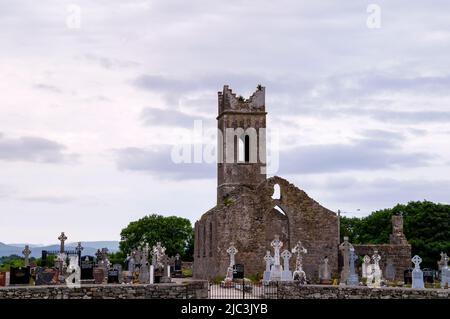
(35, 267), (56, 285)
(81, 256), (94, 280)
(233, 264), (244, 279)
(10, 266), (30, 285)
(107, 269), (119, 284)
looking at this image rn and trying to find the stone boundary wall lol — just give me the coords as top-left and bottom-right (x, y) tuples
(0, 281), (208, 299)
(277, 283), (449, 299)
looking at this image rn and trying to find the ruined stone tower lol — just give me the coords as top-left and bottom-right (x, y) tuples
(217, 85), (267, 202)
(193, 85), (340, 280)
(193, 85), (411, 282)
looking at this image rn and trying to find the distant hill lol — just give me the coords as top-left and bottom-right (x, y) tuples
(0, 241), (119, 258)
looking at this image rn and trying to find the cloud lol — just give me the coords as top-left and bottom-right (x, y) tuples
(33, 83), (62, 94)
(0, 134), (78, 163)
(115, 145), (214, 179)
(82, 54), (140, 69)
(140, 107), (210, 128)
(326, 177), (450, 209)
(278, 130), (434, 174)
(19, 195), (74, 204)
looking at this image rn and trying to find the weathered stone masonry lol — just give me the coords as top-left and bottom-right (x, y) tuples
(193, 85), (412, 282)
(0, 282), (208, 299)
(194, 86), (339, 280)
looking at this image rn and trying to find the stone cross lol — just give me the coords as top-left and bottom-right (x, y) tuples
(362, 255), (371, 278)
(292, 241), (307, 271)
(339, 236), (353, 284)
(411, 255), (424, 289)
(75, 242), (83, 254)
(22, 245), (31, 267)
(281, 249), (292, 271)
(347, 248), (359, 285)
(58, 232), (68, 253)
(95, 249), (103, 262)
(372, 250), (381, 267)
(412, 255), (422, 270)
(143, 243), (150, 260)
(75, 242), (83, 266)
(271, 236), (283, 267)
(226, 243), (238, 268)
(371, 250), (382, 288)
(264, 251), (272, 272)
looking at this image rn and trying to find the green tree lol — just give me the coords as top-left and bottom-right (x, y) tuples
(119, 214), (194, 261)
(340, 201), (450, 268)
(108, 251), (127, 267)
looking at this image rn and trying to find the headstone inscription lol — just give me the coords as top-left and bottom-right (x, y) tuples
(10, 266), (31, 285)
(411, 255), (425, 289)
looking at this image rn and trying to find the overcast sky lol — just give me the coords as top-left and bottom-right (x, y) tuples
(1, 0), (449, 245)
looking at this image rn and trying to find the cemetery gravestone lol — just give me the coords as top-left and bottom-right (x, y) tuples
(370, 250), (382, 288)
(411, 255), (425, 289)
(263, 251), (273, 283)
(81, 256), (94, 280)
(347, 248), (359, 286)
(281, 249), (293, 281)
(269, 235), (283, 282)
(233, 264), (244, 279)
(339, 237), (352, 285)
(35, 267), (56, 285)
(362, 255), (371, 278)
(160, 255), (172, 283)
(319, 256), (332, 284)
(107, 269), (120, 284)
(10, 266), (31, 285)
(292, 241), (307, 284)
(139, 262), (150, 284)
(174, 254), (182, 275)
(0, 272), (6, 286)
(385, 259), (396, 282)
(65, 256), (81, 287)
(93, 268), (105, 284)
(22, 245), (31, 267)
(439, 252), (449, 288)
